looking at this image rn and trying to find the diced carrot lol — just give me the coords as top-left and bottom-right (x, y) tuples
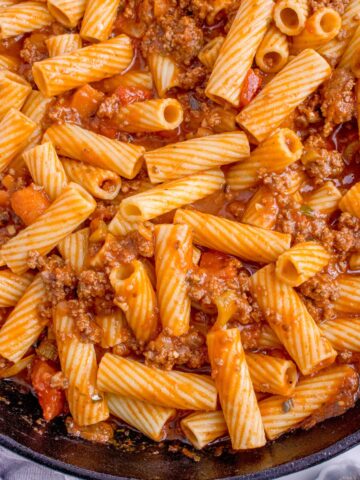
(31, 359), (65, 422)
(0, 190), (10, 206)
(2, 174), (15, 191)
(240, 68), (262, 107)
(10, 185), (50, 225)
(71, 84), (105, 119)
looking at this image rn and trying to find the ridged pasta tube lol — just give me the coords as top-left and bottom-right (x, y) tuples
(241, 187), (278, 229)
(97, 353), (217, 411)
(0, 70), (31, 120)
(115, 98), (183, 133)
(80, 0), (120, 42)
(120, 169), (225, 222)
(207, 328), (266, 449)
(45, 123), (144, 179)
(47, 0), (87, 27)
(198, 36), (224, 69)
(255, 25), (289, 73)
(145, 131), (249, 183)
(320, 317), (360, 351)
(292, 8), (342, 53)
(62, 159), (121, 200)
(259, 365), (358, 439)
(1, 183), (96, 274)
(305, 181), (342, 214)
(180, 411), (227, 449)
(32, 35), (133, 97)
(237, 49), (331, 143)
(67, 386), (109, 427)
(109, 260), (159, 344)
(46, 33), (82, 57)
(0, 270), (33, 308)
(107, 394), (175, 442)
(250, 264), (337, 375)
(275, 242), (330, 287)
(155, 224), (193, 336)
(334, 275), (360, 313)
(174, 209), (291, 263)
(226, 129), (303, 190)
(23, 142), (68, 200)
(0, 2), (53, 39)
(148, 53), (179, 97)
(339, 182), (360, 218)
(206, 0), (274, 106)
(0, 275), (46, 362)
(57, 228), (89, 273)
(273, 0), (309, 36)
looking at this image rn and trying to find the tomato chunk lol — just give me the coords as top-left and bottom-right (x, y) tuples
(115, 86), (152, 107)
(31, 359), (65, 422)
(240, 68), (262, 107)
(71, 84), (105, 119)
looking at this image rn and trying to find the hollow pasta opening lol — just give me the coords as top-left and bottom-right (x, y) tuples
(263, 51), (282, 69)
(280, 259), (299, 282)
(285, 364), (299, 389)
(284, 133), (299, 154)
(100, 179), (118, 193)
(122, 203), (142, 219)
(180, 424), (201, 450)
(320, 12), (339, 33)
(113, 263), (136, 281)
(163, 103), (182, 124)
(280, 8), (299, 28)
(47, 4), (72, 27)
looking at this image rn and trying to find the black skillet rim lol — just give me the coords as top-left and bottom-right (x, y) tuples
(1, 427), (360, 480)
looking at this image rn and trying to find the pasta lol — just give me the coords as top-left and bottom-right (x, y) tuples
(0, 270), (33, 307)
(44, 123), (145, 179)
(241, 187), (278, 229)
(334, 275), (360, 313)
(0, 2), (53, 39)
(96, 310), (127, 349)
(154, 224), (193, 336)
(273, 0), (309, 36)
(259, 365), (358, 440)
(237, 49), (331, 143)
(174, 209), (291, 263)
(57, 228), (89, 273)
(47, 0), (87, 27)
(115, 98), (183, 132)
(32, 35), (133, 97)
(23, 142), (68, 200)
(1, 183), (96, 274)
(250, 264), (337, 375)
(198, 36), (224, 70)
(80, 0), (120, 42)
(61, 159), (121, 200)
(46, 33), (82, 57)
(255, 25), (289, 73)
(320, 317), (360, 352)
(305, 181), (342, 214)
(119, 169), (225, 222)
(339, 182), (360, 218)
(207, 328), (266, 449)
(275, 242), (330, 287)
(145, 131), (249, 183)
(97, 353), (217, 411)
(205, 0), (274, 106)
(180, 411), (227, 449)
(0, 70), (31, 120)
(148, 53), (179, 97)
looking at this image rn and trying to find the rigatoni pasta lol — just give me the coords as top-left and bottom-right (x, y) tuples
(80, 0), (120, 42)
(255, 25), (289, 73)
(46, 33), (82, 57)
(47, 0), (87, 27)
(180, 411), (227, 449)
(334, 275), (360, 313)
(57, 228), (89, 273)
(0, 2), (53, 39)
(273, 0), (309, 36)
(0, 270), (33, 307)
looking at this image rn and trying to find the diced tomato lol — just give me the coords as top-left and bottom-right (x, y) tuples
(115, 86), (152, 107)
(239, 68), (262, 107)
(199, 251), (238, 278)
(0, 190), (10, 207)
(31, 359), (65, 422)
(71, 84), (105, 119)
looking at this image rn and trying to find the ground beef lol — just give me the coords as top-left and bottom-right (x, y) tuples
(144, 327), (208, 370)
(259, 165), (304, 196)
(77, 270), (115, 315)
(187, 251), (263, 324)
(67, 299), (102, 344)
(299, 273), (340, 322)
(300, 367), (358, 430)
(66, 417), (114, 443)
(46, 102), (82, 127)
(302, 134), (344, 185)
(112, 325), (141, 356)
(309, 0), (350, 14)
(20, 35), (48, 64)
(321, 68), (356, 136)
(0, 207), (24, 247)
(295, 93), (322, 131)
(141, 15), (204, 65)
(178, 64), (207, 90)
(97, 93), (120, 119)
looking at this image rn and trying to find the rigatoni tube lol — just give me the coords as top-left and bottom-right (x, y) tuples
(339, 182), (360, 218)
(275, 242), (330, 287)
(46, 33), (83, 57)
(1, 183), (96, 274)
(62, 159), (121, 200)
(207, 328), (266, 449)
(205, 0), (274, 106)
(45, 123), (144, 179)
(250, 264), (337, 375)
(180, 411), (227, 449)
(237, 49), (331, 143)
(305, 181), (342, 214)
(107, 394), (175, 442)
(0, 275), (46, 362)
(334, 275), (360, 313)
(255, 25), (289, 73)
(23, 142), (68, 201)
(110, 260), (159, 344)
(115, 98), (183, 133)
(145, 131), (249, 183)
(97, 353), (217, 411)
(0, 2), (53, 39)
(155, 225), (193, 336)
(0, 270), (33, 308)
(148, 53), (179, 97)
(259, 365), (358, 440)
(120, 169), (225, 222)
(174, 209), (291, 263)
(32, 35), (133, 97)
(47, 0), (87, 27)
(226, 128), (302, 190)
(0, 70), (31, 120)
(273, 0), (309, 36)
(320, 317), (360, 351)
(57, 228), (89, 273)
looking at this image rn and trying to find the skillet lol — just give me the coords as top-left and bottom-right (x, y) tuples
(1, 380), (360, 480)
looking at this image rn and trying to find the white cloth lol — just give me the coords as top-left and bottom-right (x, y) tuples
(1, 444), (360, 480)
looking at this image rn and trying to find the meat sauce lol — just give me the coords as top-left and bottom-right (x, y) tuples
(0, 0), (359, 451)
